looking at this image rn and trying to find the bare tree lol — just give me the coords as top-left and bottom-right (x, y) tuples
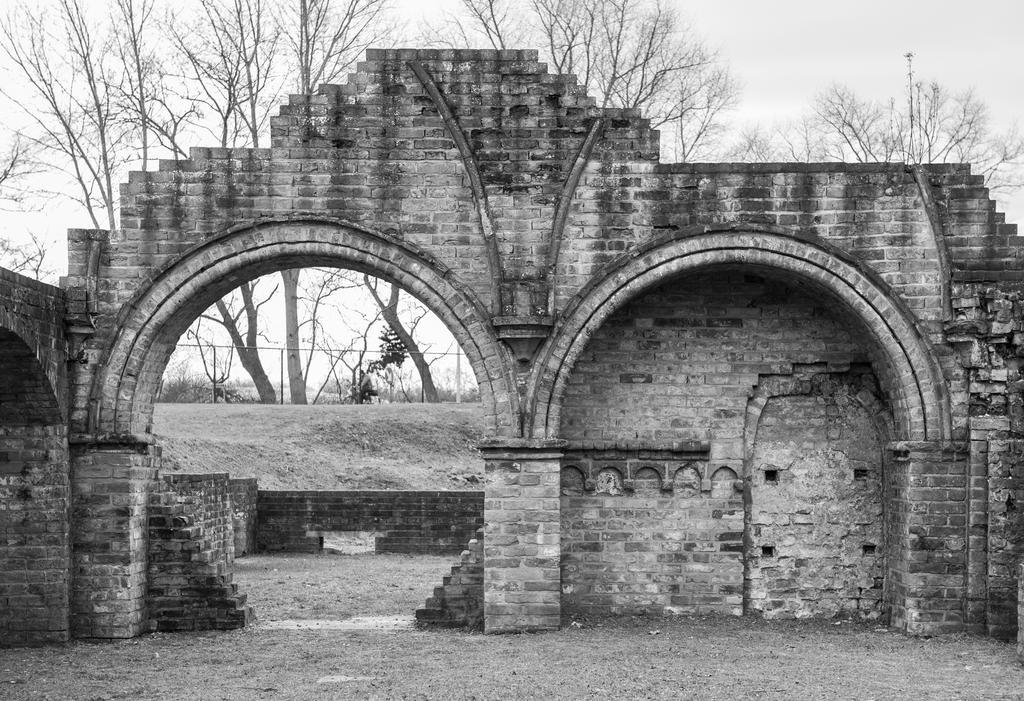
(726, 55), (1023, 197)
(169, 0), (288, 399)
(170, 0), (282, 149)
(894, 57), (1022, 189)
(111, 0), (200, 167)
(0, 134), (41, 208)
(275, 0), (394, 404)
(186, 319), (235, 402)
(112, 0), (156, 171)
(199, 281), (280, 403)
(363, 276), (439, 403)
(0, 232), (49, 279)
(280, 0), (393, 94)
(429, 0), (737, 161)
(811, 85), (899, 163)
(723, 123), (778, 163)
(312, 290), (384, 404)
(435, 0), (529, 50)
(725, 116), (833, 163)
(1, 0), (133, 231)
(279, 268), (308, 403)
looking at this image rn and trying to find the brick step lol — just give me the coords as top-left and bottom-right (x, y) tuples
(416, 528), (484, 630)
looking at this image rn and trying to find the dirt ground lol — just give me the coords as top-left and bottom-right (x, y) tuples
(3, 553), (1024, 700)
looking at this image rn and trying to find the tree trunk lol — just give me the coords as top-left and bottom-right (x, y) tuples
(214, 286), (276, 403)
(366, 279), (439, 403)
(282, 269), (307, 404)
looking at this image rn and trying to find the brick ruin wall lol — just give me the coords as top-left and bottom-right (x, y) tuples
(257, 490), (484, 555)
(0, 269), (68, 646)
(6, 49), (1024, 643)
(147, 473), (251, 632)
(557, 271), (889, 619)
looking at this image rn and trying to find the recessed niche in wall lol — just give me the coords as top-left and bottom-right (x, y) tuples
(710, 466), (739, 498)
(633, 466), (662, 493)
(672, 465), (701, 497)
(763, 468), (779, 484)
(761, 545), (775, 557)
(862, 543), (877, 556)
(853, 468), (869, 481)
(560, 466), (585, 496)
(595, 467), (624, 496)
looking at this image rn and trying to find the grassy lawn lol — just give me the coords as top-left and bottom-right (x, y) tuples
(152, 403), (485, 490)
(2, 553), (1023, 700)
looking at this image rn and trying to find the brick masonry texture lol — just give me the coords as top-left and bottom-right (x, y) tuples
(230, 478), (258, 557)
(5, 48), (1024, 641)
(256, 490), (483, 555)
(147, 473), (251, 632)
(0, 269), (68, 646)
(416, 527), (484, 629)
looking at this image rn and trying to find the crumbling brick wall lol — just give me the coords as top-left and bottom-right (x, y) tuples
(557, 271), (891, 619)
(416, 528), (484, 630)
(8, 48), (1024, 639)
(0, 269), (69, 646)
(747, 383), (885, 619)
(257, 490), (484, 555)
(147, 473), (251, 632)
(560, 455), (743, 618)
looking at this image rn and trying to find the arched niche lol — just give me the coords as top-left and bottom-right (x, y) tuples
(529, 228), (950, 443)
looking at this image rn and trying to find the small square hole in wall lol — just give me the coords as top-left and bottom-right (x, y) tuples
(862, 543), (877, 556)
(764, 469), (778, 483)
(761, 545), (775, 557)
(853, 468), (869, 480)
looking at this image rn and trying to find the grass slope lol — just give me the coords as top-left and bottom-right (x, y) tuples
(153, 403), (485, 490)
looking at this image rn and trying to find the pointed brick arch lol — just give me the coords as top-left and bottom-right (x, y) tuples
(88, 219), (515, 438)
(528, 227), (951, 442)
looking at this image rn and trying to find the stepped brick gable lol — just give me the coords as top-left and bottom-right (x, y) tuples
(4, 48), (1024, 643)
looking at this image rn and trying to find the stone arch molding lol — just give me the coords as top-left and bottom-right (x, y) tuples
(88, 218), (515, 437)
(529, 227), (951, 442)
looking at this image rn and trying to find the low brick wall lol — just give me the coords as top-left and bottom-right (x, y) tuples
(229, 478), (258, 557)
(257, 490), (484, 555)
(147, 473), (252, 632)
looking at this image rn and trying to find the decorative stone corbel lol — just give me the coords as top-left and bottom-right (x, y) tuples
(64, 286), (95, 365)
(494, 279), (554, 365)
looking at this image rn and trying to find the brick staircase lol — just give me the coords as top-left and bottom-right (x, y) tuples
(147, 474), (254, 632)
(415, 528), (484, 630)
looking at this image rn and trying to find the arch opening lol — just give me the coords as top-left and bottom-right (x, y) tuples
(91, 222), (501, 633)
(90, 221), (514, 438)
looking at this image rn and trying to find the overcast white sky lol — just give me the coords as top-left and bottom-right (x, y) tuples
(5, 0), (1024, 272)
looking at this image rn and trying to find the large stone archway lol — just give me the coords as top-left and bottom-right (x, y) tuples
(86, 218), (515, 439)
(528, 227), (950, 443)
(69, 218), (514, 638)
(487, 227), (963, 635)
